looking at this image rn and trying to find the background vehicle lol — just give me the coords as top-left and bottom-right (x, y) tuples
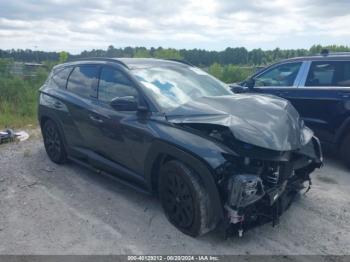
(39, 58), (322, 238)
(232, 51), (350, 168)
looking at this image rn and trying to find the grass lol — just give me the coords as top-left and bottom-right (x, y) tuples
(0, 63), (48, 129)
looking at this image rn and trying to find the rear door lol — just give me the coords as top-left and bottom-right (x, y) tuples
(65, 64), (100, 151)
(288, 60), (350, 144)
(41, 66), (80, 146)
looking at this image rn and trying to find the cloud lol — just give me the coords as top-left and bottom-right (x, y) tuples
(0, 0), (349, 53)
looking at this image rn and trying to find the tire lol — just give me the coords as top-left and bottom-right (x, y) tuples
(158, 160), (212, 237)
(340, 133), (350, 169)
(42, 119), (67, 164)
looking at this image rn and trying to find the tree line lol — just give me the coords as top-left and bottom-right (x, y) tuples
(1, 44), (350, 67)
(1, 43), (350, 127)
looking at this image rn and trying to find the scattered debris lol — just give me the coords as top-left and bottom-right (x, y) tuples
(15, 131), (30, 142)
(0, 129), (16, 144)
(0, 129), (29, 145)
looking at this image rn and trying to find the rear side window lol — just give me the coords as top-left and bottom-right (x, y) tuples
(51, 67), (72, 89)
(98, 66), (138, 102)
(306, 61), (350, 87)
(67, 65), (99, 97)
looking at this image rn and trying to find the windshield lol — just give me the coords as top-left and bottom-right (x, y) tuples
(131, 65), (231, 111)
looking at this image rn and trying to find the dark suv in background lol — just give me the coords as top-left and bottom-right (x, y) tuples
(38, 58), (322, 237)
(232, 52), (350, 167)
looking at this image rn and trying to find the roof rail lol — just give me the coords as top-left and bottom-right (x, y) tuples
(319, 49), (350, 57)
(69, 57), (129, 69)
(165, 58), (194, 67)
(328, 52), (350, 56)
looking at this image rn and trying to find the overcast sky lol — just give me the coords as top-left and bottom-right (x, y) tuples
(0, 0), (349, 54)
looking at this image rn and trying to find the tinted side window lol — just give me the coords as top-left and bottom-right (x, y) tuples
(341, 62), (350, 86)
(67, 65), (99, 97)
(254, 62), (302, 87)
(98, 67), (138, 102)
(306, 62), (335, 86)
(51, 67), (72, 89)
(306, 61), (350, 87)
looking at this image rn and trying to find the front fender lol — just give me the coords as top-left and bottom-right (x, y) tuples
(144, 139), (226, 227)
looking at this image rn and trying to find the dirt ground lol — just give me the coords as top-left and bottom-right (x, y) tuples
(0, 129), (349, 255)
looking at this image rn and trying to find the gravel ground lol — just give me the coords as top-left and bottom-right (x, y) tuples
(0, 128), (349, 255)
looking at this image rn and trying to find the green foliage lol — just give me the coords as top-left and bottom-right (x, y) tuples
(208, 63), (254, 83)
(133, 48), (151, 58)
(59, 51), (69, 63)
(0, 59), (49, 128)
(153, 48), (183, 59)
(222, 65), (253, 83)
(208, 63), (223, 80)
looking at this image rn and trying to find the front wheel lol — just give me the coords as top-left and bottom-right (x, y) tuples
(158, 160), (213, 237)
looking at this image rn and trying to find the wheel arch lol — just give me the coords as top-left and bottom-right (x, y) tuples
(38, 110), (68, 149)
(145, 139), (225, 227)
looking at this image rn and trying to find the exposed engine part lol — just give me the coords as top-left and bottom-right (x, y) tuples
(227, 175), (265, 208)
(265, 165), (280, 185)
(259, 162), (294, 187)
(224, 204), (244, 224)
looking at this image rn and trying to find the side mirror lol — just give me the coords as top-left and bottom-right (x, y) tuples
(110, 96), (138, 111)
(245, 78), (255, 88)
(230, 84), (247, 93)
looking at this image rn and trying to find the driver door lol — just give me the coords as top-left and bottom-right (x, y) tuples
(87, 65), (142, 171)
(249, 62), (305, 103)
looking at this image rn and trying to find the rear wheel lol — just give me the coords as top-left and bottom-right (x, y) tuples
(158, 160), (212, 237)
(42, 119), (67, 164)
(340, 133), (350, 169)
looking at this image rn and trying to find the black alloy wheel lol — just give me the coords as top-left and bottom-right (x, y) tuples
(162, 168), (195, 228)
(42, 119), (67, 164)
(159, 160), (212, 237)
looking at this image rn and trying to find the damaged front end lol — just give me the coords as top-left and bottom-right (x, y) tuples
(166, 94), (323, 237)
(216, 136), (323, 238)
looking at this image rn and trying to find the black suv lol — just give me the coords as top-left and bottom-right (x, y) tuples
(39, 58), (322, 237)
(232, 52), (350, 167)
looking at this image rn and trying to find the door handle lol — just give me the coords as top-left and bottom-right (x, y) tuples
(89, 115), (104, 123)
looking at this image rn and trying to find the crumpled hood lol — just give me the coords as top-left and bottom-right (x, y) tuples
(165, 94), (313, 151)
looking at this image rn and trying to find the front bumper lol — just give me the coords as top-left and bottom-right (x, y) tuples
(222, 136), (323, 238)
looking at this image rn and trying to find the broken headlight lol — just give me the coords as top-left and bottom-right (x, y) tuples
(227, 174), (265, 208)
